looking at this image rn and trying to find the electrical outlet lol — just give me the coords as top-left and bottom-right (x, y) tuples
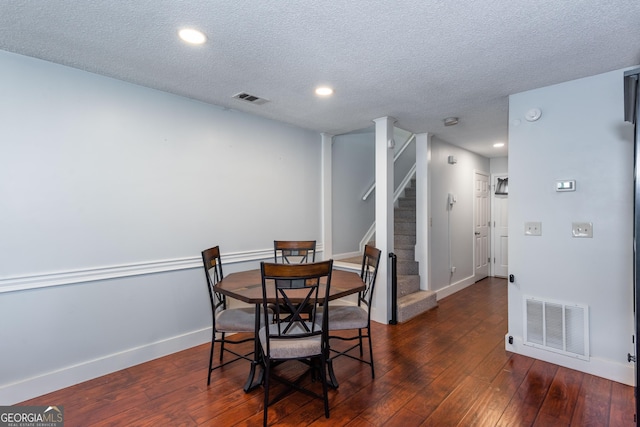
(572, 222), (593, 238)
(524, 221), (542, 236)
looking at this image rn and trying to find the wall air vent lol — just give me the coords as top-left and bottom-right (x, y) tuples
(232, 92), (269, 105)
(523, 296), (589, 361)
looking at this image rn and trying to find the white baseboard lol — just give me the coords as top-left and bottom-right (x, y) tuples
(504, 334), (634, 386)
(435, 275), (476, 300)
(0, 328), (211, 405)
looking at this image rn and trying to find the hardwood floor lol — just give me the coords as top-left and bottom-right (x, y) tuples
(20, 277), (635, 426)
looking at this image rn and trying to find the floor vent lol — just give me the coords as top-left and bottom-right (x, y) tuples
(523, 296), (589, 361)
(232, 92), (269, 105)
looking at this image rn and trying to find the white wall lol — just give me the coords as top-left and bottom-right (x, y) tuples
(490, 157), (508, 175)
(331, 131), (376, 255)
(506, 68), (635, 385)
(0, 51), (323, 403)
(428, 138), (490, 296)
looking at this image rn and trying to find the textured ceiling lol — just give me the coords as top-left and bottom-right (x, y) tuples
(1, 1), (639, 158)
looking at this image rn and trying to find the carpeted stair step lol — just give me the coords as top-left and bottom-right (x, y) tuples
(403, 187), (416, 198)
(395, 207), (416, 220)
(397, 275), (420, 296)
(398, 197), (416, 208)
(394, 233), (416, 246)
(393, 246), (415, 260)
(395, 220), (416, 235)
(397, 290), (438, 323)
(397, 259), (419, 275)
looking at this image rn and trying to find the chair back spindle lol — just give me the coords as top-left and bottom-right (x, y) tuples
(273, 240), (317, 264)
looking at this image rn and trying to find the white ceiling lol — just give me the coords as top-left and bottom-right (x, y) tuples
(1, 1), (639, 158)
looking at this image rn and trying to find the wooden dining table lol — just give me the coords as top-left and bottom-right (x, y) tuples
(215, 267), (365, 392)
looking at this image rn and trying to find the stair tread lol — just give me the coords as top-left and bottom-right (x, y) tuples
(397, 290), (437, 306)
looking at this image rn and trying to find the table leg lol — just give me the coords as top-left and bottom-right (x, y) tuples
(243, 303), (264, 393)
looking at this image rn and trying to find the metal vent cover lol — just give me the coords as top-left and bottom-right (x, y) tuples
(232, 92), (269, 105)
(524, 296), (589, 361)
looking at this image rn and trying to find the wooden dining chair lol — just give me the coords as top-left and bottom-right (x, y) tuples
(325, 245), (381, 387)
(272, 240), (317, 321)
(259, 260), (333, 426)
(273, 240), (316, 264)
(202, 246), (256, 385)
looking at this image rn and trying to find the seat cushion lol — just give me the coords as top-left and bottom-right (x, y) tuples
(325, 305), (368, 330)
(215, 307), (257, 333)
(259, 322), (322, 359)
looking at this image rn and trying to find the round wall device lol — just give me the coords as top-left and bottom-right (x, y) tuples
(525, 108), (542, 122)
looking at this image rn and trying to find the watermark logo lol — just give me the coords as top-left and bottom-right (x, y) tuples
(0, 406), (64, 427)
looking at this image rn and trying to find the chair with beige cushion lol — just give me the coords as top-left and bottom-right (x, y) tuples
(259, 260), (333, 426)
(325, 245), (381, 386)
(202, 246), (257, 386)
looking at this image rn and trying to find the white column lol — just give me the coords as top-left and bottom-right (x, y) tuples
(321, 132), (333, 260)
(371, 117), (395, 324)
(415, 132), (431, 290)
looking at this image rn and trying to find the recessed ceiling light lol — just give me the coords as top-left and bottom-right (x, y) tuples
(493, 142), (505, 148)
(178, 28), (207, 45)
(315, 87), (334, 96)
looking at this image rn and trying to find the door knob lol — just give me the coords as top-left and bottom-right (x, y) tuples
(474, 232), (480, 235)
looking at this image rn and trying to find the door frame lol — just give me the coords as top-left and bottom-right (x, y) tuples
(624, 67), (640, 422)
(490, 173), (508, 277)
(473, 170), (490, 282)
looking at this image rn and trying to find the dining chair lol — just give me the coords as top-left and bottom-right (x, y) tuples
(202, 246), (256, 386)
(273, 240), (316, 264)
(271, 240), (317, 321)
(325, 245), (381, 387)
(259, 260), (333, 426)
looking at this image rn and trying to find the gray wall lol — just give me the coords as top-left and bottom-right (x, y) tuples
(331, 127), (416, 256)
(428, 138), (490, 293)
(331, 131), (375, 255)
(507, 68), (635, 384)
(0, 50), (322, 403)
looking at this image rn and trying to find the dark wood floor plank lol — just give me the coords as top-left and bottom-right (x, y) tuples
(420, 375), (490, 426)
(609, 381), (636, 427)
(535, 366), (584, 426)
(15, 277), (635, 426)
(569, 373), (612, 426)
(496, 359), (559, 426)
(460, 353), (535, 426)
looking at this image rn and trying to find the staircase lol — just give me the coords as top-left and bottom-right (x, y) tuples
(394, 180), (438, 322)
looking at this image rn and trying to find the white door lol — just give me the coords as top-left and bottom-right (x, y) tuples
(492, 174), (509, 277)
(474, 171), (490, 281)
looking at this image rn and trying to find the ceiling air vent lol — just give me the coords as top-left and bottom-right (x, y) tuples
(232, 92), (269, 105)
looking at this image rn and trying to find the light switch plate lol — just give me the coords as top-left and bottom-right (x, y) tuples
(524, 222), (542, 236)
(556, 180), (576, 192)
(572, 222), (593, 238)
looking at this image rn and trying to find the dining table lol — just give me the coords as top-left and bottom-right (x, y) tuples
(215, 267), (365, 392)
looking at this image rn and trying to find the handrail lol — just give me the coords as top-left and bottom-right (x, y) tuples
(358, 165), (416, 252)
(362, 133), (415, 201)
(389, 252), (398, 325)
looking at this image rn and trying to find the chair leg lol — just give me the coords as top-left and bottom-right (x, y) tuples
(358, 329), (364, 357)
(207, 330), (215, 386)
(263, 362), (270, 427)
(320, 356), (330, 418)
(367, 329), (375, 379)
(219, 332), (226, 362)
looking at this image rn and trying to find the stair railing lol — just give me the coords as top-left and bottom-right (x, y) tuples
(389, 252), (398, 325)
(358, 165), (416, 251)
(362, 133), (415, 201)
